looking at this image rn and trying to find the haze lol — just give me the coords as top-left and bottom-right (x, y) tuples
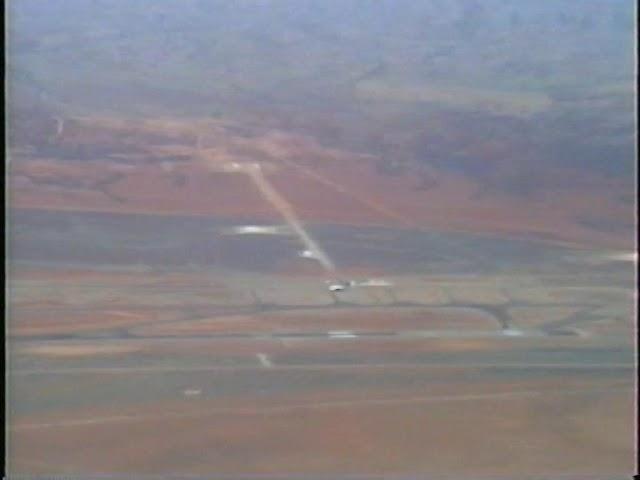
(6, 1), (636, 479)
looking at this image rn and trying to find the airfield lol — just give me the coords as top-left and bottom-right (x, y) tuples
(7, 216), (635, 478)
(6, 115), (636, 479)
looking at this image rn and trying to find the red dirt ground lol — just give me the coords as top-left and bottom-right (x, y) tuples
(10, 377), (633, 476)
(8, 115), (635, 250)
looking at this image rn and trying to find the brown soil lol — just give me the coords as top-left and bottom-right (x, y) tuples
(8, 115), (634, 250)
(9, 377), (633, 476)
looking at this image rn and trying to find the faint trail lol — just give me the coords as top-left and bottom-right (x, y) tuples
(11, 385), (631, 431)
(243, 163), (335, 272)
(279, 158), (414, 228)
(11, 363), (633, 376)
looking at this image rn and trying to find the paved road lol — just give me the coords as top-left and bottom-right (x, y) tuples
(244, 163), (335, 272)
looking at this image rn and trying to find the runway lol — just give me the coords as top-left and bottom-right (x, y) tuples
(241, 163), (336, 272)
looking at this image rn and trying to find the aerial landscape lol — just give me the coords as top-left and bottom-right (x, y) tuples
(6, 1), (637, 479)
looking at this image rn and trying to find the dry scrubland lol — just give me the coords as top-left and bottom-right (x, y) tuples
(8, 115), (634, 249)
(6, 113), (635, 477)
(8, 258), (635, 476)
(7, 1), (635, 475)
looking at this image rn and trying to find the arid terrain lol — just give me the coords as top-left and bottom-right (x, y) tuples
(8, 114), (634, 249)
(6, 113), (636, 479)
(7, 263), (636, 479)
(6, 1), (636, 478)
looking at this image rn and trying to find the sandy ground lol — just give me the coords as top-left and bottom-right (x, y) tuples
(8, 351), (634, 477)
(8, 115), (634, 249)
(7, 261), (635, 478)
(6, 115), (636, 478)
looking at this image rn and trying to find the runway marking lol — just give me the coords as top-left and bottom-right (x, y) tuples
(256, 353), (273, 368)
(328, 330), (358, 339)
(11, 385), (631, 431)
(183, 388), (202, 397)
